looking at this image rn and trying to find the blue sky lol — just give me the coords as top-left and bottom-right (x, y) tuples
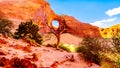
(47, 0), (120, 28)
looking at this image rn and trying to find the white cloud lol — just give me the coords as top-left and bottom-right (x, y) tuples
(90, 17), (117, 27)
(106, 6), (120, 16)
(90, 22), (103, 27)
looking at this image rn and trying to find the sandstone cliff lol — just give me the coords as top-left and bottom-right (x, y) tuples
(0, 0), (57, 33)
(61, 15), (101, 38)
(0, 0), (101, 37)
(99, 24), (120, 38)
(0, 0), (102, 68)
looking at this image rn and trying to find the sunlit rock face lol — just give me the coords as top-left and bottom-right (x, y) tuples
(0, 0), (101, 37)
(0, 0), (57, 33)
(61, 15), (101, 38)
(99, 24), (120, 38)
(0, 0), (56, 21)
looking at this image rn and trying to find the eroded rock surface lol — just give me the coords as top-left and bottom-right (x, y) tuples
(0, 35), (100, 68)
(0, 0), (101, 37)
(0, 1), (101, 67)
(0, 0), (57, 33)
(61, 15), (101, 38)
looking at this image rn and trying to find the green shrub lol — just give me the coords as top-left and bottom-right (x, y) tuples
(59, 43), (77, 52)
(0, 17), (13, 37)
(112, 28), (120, 53)
(112, 36), (120, 53)
(78, 37), (102, 65)
(78, 46), (101, 65)
(14, 20), (42, 44)
(100, 52), (120, 68)
(81, 37), (102, 52)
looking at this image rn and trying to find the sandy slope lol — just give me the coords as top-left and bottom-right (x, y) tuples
(42, 33), (82, 46)
(0, 34), (100, 68)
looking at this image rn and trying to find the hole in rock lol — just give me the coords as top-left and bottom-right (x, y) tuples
(52, 20), (59, 28)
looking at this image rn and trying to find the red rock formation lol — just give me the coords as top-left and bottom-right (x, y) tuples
(0, 0), (56, 20)
(0, 57), (37, 68)
(0, 1), (102, 67)
(0, 0), (101, 48)
(0, 0), (100, 37)
(61, 15), (101, 38)
(51, 15), (101, 48)
(0, 36), (100, 68)
(0, 0), (57, 33)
